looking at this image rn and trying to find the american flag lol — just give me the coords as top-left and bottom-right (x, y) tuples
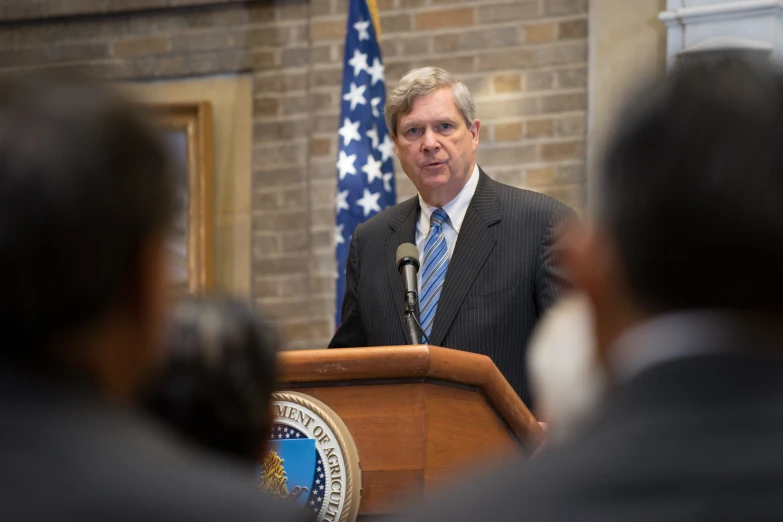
(334, 0), (396, 325)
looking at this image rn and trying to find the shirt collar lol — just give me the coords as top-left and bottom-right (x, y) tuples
(608, 310), (783, 383)
(418, 164), (479, 231)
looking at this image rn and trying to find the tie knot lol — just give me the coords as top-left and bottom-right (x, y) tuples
(431, 208), (448, 227)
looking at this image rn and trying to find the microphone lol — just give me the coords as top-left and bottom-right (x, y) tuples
(396, 243), (430, 345)
(396, 243), (419, 314)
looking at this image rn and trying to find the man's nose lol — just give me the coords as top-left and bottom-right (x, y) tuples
(421, 128), (440, 152)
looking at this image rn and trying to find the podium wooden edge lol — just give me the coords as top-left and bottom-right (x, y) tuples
(278, 345), (543, 446)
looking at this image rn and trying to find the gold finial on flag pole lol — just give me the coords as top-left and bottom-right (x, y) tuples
(365, 0), (382, 37)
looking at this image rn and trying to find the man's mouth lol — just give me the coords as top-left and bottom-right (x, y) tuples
(424, 161), (445, 167)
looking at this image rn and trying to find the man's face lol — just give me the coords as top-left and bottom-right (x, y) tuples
(393, 87), (480, 208)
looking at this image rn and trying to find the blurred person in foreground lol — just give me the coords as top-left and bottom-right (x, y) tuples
(0, 72), (302, 522)
(402, 55), (783, 522)
(144, 298), (279, 464)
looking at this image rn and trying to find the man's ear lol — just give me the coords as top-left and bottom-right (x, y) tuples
(391, 131), (403, 159)
(470, 119), (480, 150)
(566, 222), (644, 362)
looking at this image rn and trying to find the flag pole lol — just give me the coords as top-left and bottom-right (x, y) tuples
(366, 0), (381, 37)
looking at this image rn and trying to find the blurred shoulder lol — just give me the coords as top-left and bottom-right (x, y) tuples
(399, 447), (593, 522)
(30, 407), (306, 522)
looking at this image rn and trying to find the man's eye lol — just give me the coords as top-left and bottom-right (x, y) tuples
(441, 123), (452, 130)
(406, 128), (420, 137)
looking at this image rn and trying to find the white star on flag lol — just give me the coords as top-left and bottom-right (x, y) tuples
(366, 125), (379, 149)
(383, 172), (394, 193)
(378, 134), (394, 162)
(338, 118), (361, 146)
(335, 189), (350, 214)
(353, 18), (370, 41)
(361, 155), (383, 184)
(370, 97), (381, 118)
(343, 82), (367, 111)
(336, 150), (357, 180)
(335, 224), (345, 245)
(367, 57), (385, 86)
(347, 49), (368, 76)
(356, 188), (381, 216)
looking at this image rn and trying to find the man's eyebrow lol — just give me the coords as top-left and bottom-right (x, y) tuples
(400, 117), (458, 128)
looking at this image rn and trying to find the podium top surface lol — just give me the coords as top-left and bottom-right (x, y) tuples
(278, 345), (542, 444)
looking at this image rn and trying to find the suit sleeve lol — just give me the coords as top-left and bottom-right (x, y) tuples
(328, 227), (368, 348)
(534, 205), (579, 315)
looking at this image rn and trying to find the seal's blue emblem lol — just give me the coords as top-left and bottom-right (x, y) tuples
(260, 426), (324, 512)
(260, 392), (361, 522)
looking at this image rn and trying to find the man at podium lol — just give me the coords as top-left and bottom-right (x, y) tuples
(329, 67), (576, 406)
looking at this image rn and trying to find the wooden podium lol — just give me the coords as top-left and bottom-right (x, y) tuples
(278, 345), (542, 517)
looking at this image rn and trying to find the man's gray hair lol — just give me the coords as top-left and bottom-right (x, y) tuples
(384, 67), (477, 136)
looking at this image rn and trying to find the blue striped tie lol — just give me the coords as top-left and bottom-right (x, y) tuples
(419, 208), (449, 342)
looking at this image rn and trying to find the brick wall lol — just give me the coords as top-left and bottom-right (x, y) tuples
(0, 0), (587, 350)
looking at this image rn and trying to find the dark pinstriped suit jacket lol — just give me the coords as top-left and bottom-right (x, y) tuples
(328, 169), (575, 406)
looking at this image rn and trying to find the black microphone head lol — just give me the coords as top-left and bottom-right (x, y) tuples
(396, 243), (419, 271)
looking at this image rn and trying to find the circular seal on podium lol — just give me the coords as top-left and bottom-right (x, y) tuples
(260, 391), (361, 522)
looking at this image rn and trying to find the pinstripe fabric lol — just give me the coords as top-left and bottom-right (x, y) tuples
(329, 169), (577, 408)
(420, 209), (449, 340)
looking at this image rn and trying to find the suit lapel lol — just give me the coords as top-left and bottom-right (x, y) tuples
(429, 169), (501, 347)
(386, 196), (420, 339)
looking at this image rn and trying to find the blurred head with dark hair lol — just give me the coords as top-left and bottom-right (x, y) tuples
(0, 70), (175, 399)
(568, 56), (783, 362)
(144, 298), (280, 463)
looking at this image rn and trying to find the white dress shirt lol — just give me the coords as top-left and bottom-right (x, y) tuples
(415, 164), (479, 293)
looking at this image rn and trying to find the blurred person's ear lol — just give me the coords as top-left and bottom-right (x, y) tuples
(563, 222), (643, 367)
(125, 232), (171, 387)
(57, 233), (171, 403)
